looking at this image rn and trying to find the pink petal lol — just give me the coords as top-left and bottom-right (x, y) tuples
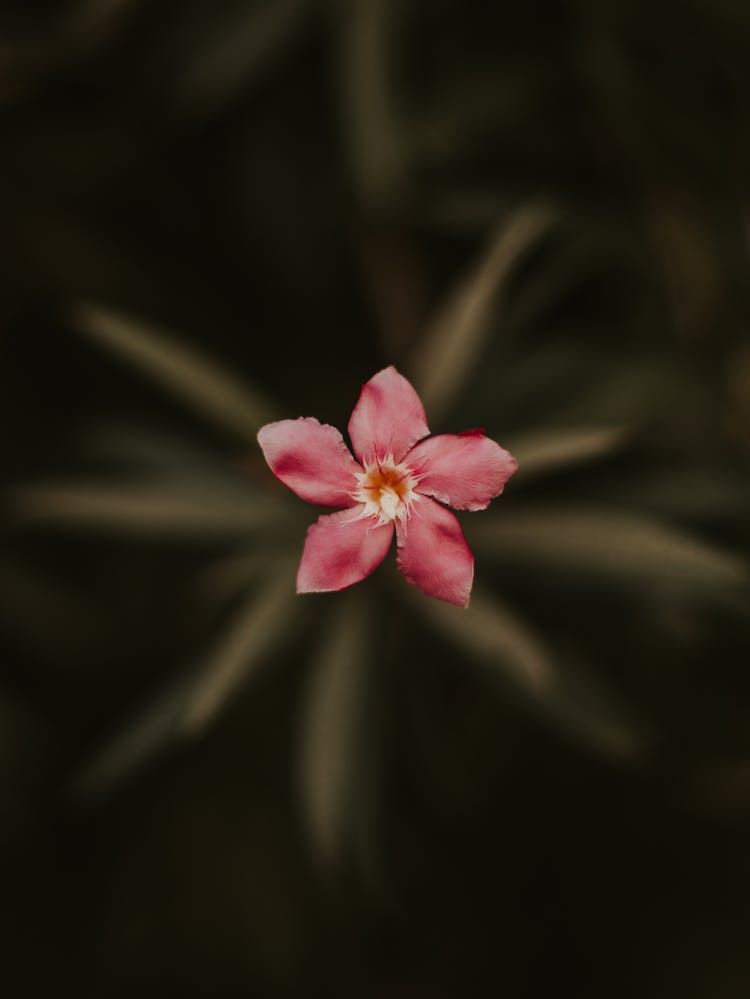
(297, 506), (394, 593)
(407, 430), (518, 511)
(257, 418), (361, 507)
(396, 497), (474, 608)
(348, 366), (430, 465)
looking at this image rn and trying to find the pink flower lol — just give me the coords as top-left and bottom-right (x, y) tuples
(257, 366), (517, 607)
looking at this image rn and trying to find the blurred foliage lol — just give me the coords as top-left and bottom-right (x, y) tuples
(2, 1), (750, 996)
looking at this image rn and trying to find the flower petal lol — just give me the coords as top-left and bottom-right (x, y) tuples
(347, 366), (430, 465)
(297, 507), (393, 593)
(407, 430), (518, 510)
(396, 497), (474, 607)
(258, 418), (361, 507)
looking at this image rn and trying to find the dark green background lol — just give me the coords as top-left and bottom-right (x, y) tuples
(2, 1), (750, 995)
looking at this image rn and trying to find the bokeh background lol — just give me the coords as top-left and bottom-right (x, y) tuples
(2, 1), (750, 995)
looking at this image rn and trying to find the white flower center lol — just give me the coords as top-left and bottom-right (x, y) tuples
(353, 458), (417, 525)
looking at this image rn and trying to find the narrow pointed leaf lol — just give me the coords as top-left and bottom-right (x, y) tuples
(339, 0), (404, 204)
(170, 0), (313, 121)
(9, 481), (286, 537)
(473, 508), (747, 589)
(299, 592), (372, 867)
(68, 675), (193, 798)
(196, 551), (273, 603)
(69, 568), (298, 796)
(407, 585), (646, 760)
(80, 425), (249, 481)
(409, 202), (561, 419)
(544, 660), (649, 761)
(595, 469), (750, 522)
(72, 303), (275, 439)
(180, 570), (297, 733)
(507, 425), (629, 481)
(407, 584), (553, 693)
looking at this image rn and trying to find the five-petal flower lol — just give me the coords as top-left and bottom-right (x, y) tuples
(257, 366), (517, 607)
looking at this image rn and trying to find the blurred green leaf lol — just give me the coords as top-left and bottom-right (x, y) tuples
(541, 657), (648, 762)
(180, 568), (298, 733)
(169, 0), (314, 122)
(298, 592), (373, 868)
(408, 202), (561, 421)
(408, 189), (513, 233)
(69, 673), (193, 798)
(494, 345), (674, 430)
(593, 468), (750, 523)
(407, 584), (646, 759)
(507, 425), (630, 481)
(407, 584), (554, 693)
(535, 355), (685, 428)
(502, 225), (622, 332)
(80, 425), (250, 480)
(72, 303), (276, 440)
(339, 0), (404, 205)
(9, 480), (288, 537)
(196, 550), (278, 603)
(473, 507), (748, 591)
(405, 64), (534, 172)
(70, 566), (299, 796)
